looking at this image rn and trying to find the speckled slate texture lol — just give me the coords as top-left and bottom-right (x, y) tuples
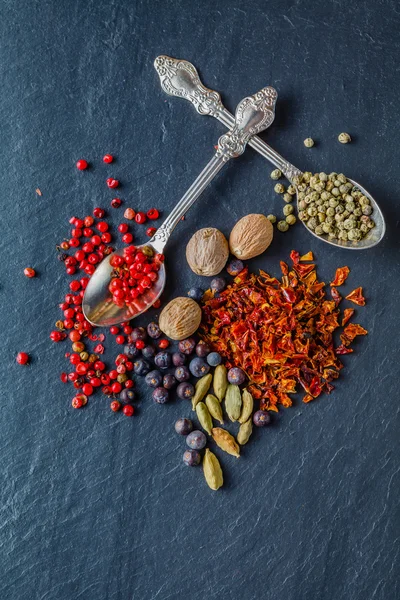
(0, 1), (399, 599)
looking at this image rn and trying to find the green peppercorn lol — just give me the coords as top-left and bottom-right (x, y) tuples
(80, 351), (89, 362)
(283, 204), (294, 216)
(283, 193), (293, 203)
(267, 214), (277, 223)
(274, 183), (285, 194)
(88, 354), (98, 363)
(270, 169), (282, 180)
(287, 184), (296, 195)
(286, 215), (296, 225)
(277, 220), (289, 232)
(117, 373), (128, 384)
(307, 206), (317, 217)
(338, 132), (351, 144)
(303, 137), (314, 148)
(314, 225), (323, 235)
(55, 320), (64, 330)
(141, 246), (154, 257)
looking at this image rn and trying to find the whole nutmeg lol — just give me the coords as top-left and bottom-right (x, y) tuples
(229, 214), (273, 259)
(186, 227), (229, 276)
(159, 297), (202, 341)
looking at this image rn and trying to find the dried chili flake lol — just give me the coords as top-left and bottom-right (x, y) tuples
(293, 263), (315, 278)
(200, 251), (363, 411)
(299, 251), (314, 262)
(335, 345), (354, 355)
(342, 308), (355, 326)
(345, 287), (366, 306)
(289, 250), (300, 264)
(330, 286), (342, 306)
(330, 266), (350, 287)
(340, 323), (368, 346)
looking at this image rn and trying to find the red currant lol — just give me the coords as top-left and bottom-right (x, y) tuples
(93, 207), (105, 218)
(96, 221), (109, 233)
(123, 404), (134, 417)
(16, 352), (29, 365)
(110, 326), (119, 335)
(115, 335), (125, 345)
(135, 340), (145, 350)
(122, 233), (133, 244)
(72, 396), (84, 409)
(124, 208), (136, 220)
(146, 208), (159, 220)
(23, 267), (36, 278)
(135, 212), (146, 224)
(103, 154), (113, 164)
(106, 177), (119, 189)
(84, 216), (94, 227)
(82, 383), (94, 396)
(111, 382), (122, 394)
(76, 159), (88, 170)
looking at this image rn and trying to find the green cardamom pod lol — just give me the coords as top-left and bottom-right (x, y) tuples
(191, 374), (212, 410)
(237, 418), (253, 445)
(212, 427), (240, 458)
(225, 384), (242, 422)
(213, 364), (227, 401)
(238, 388), (254, 424)
(203, 448), (223, 490)
(196, 402), (213, 435)
(205, 394), (224, 424)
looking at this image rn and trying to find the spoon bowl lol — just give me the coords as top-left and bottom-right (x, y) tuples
(82, 244), (166, 327)
(296, 176), (386, 250)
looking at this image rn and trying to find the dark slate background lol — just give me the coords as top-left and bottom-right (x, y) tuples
(1, 1), (399, 599)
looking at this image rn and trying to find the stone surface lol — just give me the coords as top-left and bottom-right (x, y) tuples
(0, 1), (399, 599)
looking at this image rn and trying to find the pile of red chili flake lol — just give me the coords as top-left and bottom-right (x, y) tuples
(200, 250), (368, 411)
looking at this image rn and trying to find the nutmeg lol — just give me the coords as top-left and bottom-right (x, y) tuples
(186, 228), (229, 276)
(159, 297), (202, 341)
(229, 214), (273, 259)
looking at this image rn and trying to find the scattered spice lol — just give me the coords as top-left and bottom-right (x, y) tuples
(342, 308), (354, 326)
(345, 287), (366, 306)
(24, 267), (36, 278)
(303, 138), (314, 148)
(330, 266), (350, 287)
(35, 188), (42, 196)
(338, 132), (351, 144)
(76, 159), (88, 170)
(201, 252), (368, 410)
(16, 352), (29, 365)
(106, 177), (119, 189)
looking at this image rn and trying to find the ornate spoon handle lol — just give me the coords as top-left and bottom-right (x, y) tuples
(150, 86), (277, 254)
(154, 55), (302, 183)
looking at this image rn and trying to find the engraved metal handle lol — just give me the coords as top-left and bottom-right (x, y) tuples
(150, 87), (277, 254)
(154, 55), (302, 183)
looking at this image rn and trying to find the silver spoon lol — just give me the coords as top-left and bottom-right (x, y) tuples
(83, 86), (277, 327)
(154, 55), (386, 250)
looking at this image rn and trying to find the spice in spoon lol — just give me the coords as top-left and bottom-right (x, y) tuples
(297, 171), (375, 242)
